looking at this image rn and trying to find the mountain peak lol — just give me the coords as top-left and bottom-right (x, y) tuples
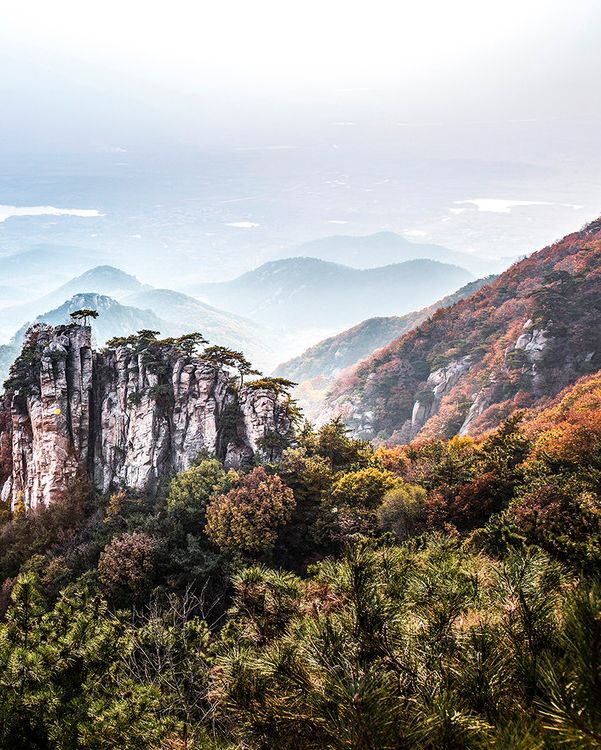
(60, 265), (143, 290)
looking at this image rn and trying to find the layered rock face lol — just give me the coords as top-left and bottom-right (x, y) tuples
(0, 325), (292, 510)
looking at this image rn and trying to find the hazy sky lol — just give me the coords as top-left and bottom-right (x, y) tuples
(0, 0), (600, 290)
(1, 0), (600, 157)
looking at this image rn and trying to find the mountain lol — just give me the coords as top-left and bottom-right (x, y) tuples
(0, 324), (293, 510)
(122, 288), (274, 367)
(275, 276), (496, 383)
(292, 232), (511, 276)
(321, 216), (601, 441)
(52, 265), (146, 300)
(191, 257), (474, 331)
(0, 265), (146, 333)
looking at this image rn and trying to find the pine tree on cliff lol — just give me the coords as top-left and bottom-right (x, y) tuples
(70, 309), (99, 326)
(202, 345), (260, 386)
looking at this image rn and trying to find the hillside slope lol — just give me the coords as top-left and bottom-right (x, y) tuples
(275, 276), (496, 383)
(322, 217), (601, 441)
(192, 257), (474, 331)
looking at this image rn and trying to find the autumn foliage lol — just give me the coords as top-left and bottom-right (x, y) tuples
(328, 218), (601, 441)
(205, 467), (295, 555)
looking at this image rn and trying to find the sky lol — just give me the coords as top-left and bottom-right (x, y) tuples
(0, 0), (600, 292)
(1, 0), (600, 155)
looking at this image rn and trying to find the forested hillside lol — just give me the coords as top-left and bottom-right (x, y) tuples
(275, 277), (495, 417)
(0, 365), (599, 747)
(324, 217), (601, 441)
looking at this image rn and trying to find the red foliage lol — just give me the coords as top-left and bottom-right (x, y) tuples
(328, 219), (601, 442)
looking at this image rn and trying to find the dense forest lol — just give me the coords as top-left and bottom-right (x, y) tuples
(0, 364), (599, 748)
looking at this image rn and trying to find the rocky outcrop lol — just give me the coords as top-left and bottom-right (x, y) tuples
(458, 322), (550, 435)
(410, 357), (472, 433)
(459, 389), (491, 436)
(0, 325), (293, 510)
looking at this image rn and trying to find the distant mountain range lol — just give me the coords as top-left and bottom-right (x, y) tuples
(0, 267), (277, 383)
(274, 276), (495, 418)
(190, 256), (474, 331)
(290, 232), (514, 276)
(320, 216), (601, 441)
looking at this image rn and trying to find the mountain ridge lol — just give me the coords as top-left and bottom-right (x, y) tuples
(190, 256), (475, 331)
(291, 231), (514, 275)
(320, 216), (601, 441)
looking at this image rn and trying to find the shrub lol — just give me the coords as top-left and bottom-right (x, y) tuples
(331, 467), (402, 509)
(167, 459), (229, 523)
(205, 467), (295, 556)
(377, 483), (427, 540)
(98, 531), (160, 603)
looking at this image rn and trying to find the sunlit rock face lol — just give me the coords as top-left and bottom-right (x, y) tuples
(0, 325), (291, 510)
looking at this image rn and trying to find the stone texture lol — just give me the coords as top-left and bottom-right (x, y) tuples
(0, 325), (291, 510)
(410, 357), (472, 433)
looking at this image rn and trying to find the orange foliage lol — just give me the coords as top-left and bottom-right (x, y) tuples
(328, 219), (601, 442)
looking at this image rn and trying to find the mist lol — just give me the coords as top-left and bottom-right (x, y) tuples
(0, 0), (600, 288)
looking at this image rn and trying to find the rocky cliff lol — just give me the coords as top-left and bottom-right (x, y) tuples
(0, 325), (293, 510)
(322, 216), (601, 442)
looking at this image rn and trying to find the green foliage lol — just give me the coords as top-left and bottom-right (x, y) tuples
(256, 429), (292, 461)
(300, 417), (374, 471)
(376, 482), (427, 540)
(244, 376), (296, 393)
(167, 458), (230, 525)
(539, 582), (601, 747)
(0, 574), (169, 749)
(70, 308), (99, 325)
(176, 331), (208, 355)
(0, 574), (226, 749)
(203, 345), (261, 385)
(0, 375), (600, 748)
(331, 466), (403, 509)
(2, 325), (49, 394)
(214, 538), (600, 750)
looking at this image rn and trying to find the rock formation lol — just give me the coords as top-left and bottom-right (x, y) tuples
(0, 324), (293, 510)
